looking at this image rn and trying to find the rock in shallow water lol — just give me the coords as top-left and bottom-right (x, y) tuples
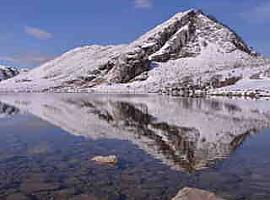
(172, 187), (225, 200)
(91, 155), (118, 165)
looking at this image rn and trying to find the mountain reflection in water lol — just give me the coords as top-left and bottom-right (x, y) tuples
(0, 102), (19, 117)
(1, 94), (270, 172)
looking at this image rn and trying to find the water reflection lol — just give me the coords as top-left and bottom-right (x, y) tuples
(0, 102), (19, 117)
(1, 94), (270, 172)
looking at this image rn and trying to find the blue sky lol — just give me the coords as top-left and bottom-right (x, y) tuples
(0, 0), (270, 68)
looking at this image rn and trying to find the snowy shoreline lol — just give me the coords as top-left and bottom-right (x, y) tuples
(0, 90), (270, 99)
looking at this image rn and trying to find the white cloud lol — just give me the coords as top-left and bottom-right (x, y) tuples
(134, 0), (152, 9)
(240, 2), (270, 23)
(24, 26), (53, 40)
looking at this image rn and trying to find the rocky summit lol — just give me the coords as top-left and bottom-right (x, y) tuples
(0, 9), (269, 96)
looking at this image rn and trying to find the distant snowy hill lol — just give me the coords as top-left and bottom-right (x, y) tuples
(0, 9), (270, 96)
(0, 65), (22, 81)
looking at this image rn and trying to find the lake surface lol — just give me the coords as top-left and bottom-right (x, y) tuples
(0, 94), (270, 200)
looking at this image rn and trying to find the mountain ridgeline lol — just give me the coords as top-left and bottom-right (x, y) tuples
(0, 9), (269, 96)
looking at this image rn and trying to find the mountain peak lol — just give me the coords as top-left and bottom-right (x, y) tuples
(175, 8), (203, 15)
(106, 8), (254, 82)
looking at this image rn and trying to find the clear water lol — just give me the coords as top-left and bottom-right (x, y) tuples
(0, 94), (269, 200)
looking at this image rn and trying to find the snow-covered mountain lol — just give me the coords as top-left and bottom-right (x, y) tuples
(1, 94), (270, 171)
(0, 9), (269, 96)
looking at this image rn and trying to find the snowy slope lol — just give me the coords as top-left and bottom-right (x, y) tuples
(0, 45), (126, 92)
(1, 94), (270, 171)
(208, 69), (270, 97)
(0, 9), (269, 95)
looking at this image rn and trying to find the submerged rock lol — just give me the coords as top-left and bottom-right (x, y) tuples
(6, 193), (28, 200)
(91, 155), (118, 165)
(172, 187), (225, 200)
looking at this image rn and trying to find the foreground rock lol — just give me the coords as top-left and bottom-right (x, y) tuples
(0, 9), (269, 96)
(172, 187), (225, 200)
(91, 155), (118, 165)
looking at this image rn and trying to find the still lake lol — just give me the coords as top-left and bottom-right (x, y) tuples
(0, 93), (269, 200)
